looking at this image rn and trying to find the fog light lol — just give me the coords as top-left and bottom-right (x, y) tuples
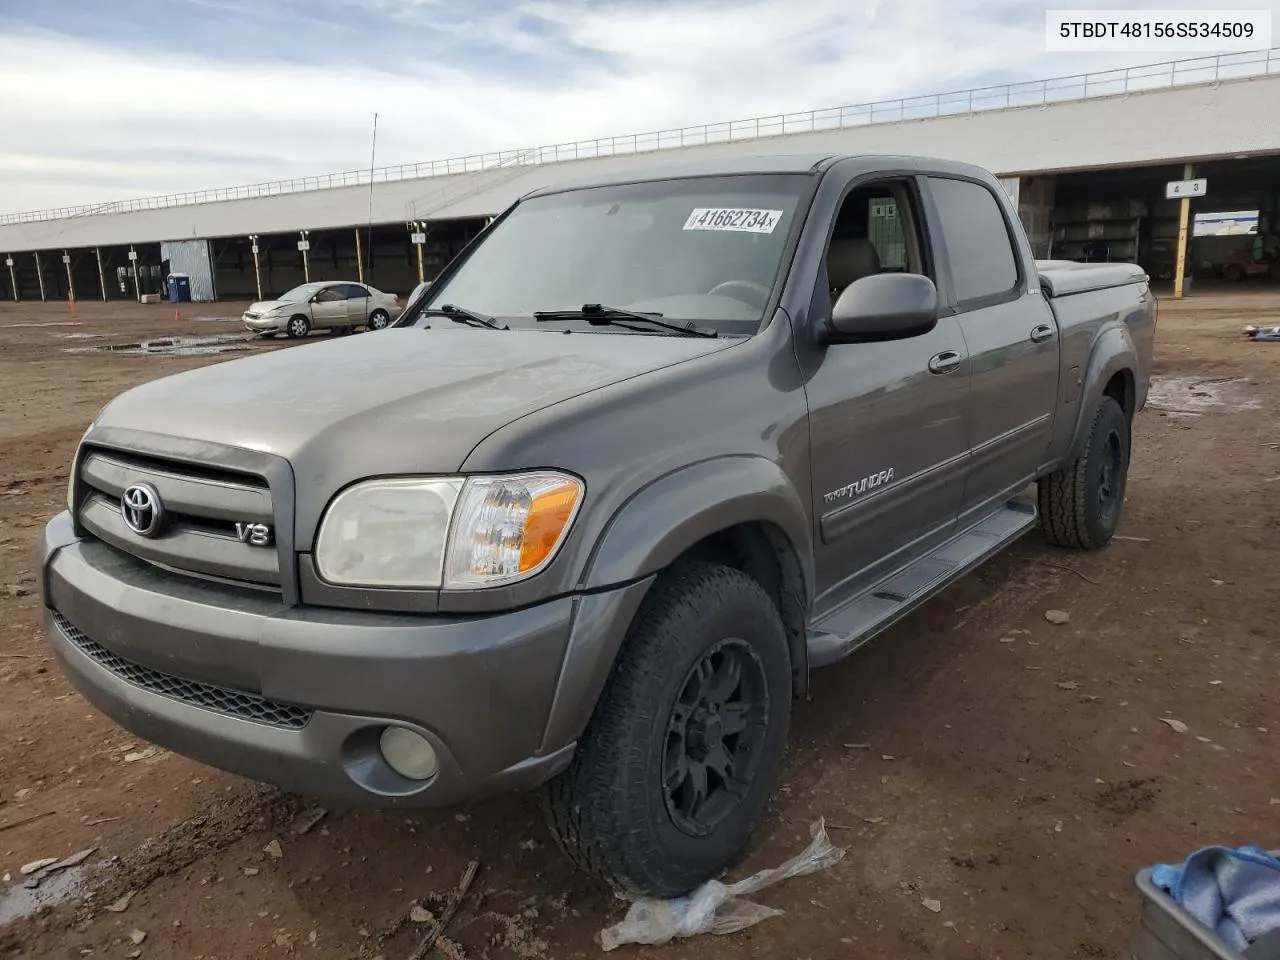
(378, 727), (438, 781)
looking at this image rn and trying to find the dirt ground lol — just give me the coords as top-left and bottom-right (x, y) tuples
(1, 291), (1277, 960)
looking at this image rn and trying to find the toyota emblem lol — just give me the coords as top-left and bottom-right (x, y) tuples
(121, 483), (165, 537)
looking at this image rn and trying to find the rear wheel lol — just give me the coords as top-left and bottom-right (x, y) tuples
(542, 561), (791, 898)
(367, 309), (390, 330)
(286, 315), (311, 339)
(1038, 395), (1131, 549)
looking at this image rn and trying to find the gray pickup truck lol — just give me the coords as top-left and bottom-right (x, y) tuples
(40, 154), (1155, 898)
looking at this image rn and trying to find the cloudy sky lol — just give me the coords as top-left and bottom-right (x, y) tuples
(1, 0), (1275, 214)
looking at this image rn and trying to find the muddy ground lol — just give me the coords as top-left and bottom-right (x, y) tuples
(1, 292), (1277, 960)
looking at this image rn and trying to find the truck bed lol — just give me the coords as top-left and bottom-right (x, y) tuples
(1036, 260), (1149, 297)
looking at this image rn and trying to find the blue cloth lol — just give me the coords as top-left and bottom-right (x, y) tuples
(1150, 845), (1280, 952)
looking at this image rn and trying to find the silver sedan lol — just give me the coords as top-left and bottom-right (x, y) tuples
(242, 281), (404, 338)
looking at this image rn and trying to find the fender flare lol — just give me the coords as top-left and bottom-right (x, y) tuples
(580, 455), (814, 598)
(1065, 325), (1137, 464)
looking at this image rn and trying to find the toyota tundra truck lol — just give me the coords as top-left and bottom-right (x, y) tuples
(40, 154), (1156, 898)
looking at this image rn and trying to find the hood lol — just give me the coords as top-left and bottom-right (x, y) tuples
(245, 300), (293, 314)
(93, 327), (736, 476)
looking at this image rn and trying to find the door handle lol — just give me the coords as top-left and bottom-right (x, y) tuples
(1030, 323), (1056, 343)
(928, 351), (963, 374)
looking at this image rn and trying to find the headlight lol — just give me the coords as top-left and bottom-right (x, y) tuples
(314, 471), (583, 590)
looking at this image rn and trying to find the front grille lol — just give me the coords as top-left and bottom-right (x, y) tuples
(76, 446), (280, 590)
(53, 612), (311, 729)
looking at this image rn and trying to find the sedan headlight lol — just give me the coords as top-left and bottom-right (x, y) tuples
(314, 471), (584, 590)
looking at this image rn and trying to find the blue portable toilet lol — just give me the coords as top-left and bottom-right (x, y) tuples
(167, 273), (192, 303)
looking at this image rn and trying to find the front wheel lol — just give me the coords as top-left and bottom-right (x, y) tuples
(542, 561), (791, 898)
(1038, 395), (1131, 549)
(367, 309), (390, 330)
(286, 315), (311, 339)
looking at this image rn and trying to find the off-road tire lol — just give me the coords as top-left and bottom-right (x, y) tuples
(542, 561), (791, 898)
(286, 315), (311, 339)
(1038, 395), (1131, 550)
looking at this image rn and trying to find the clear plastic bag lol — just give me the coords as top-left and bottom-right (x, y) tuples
(599, 818), (845, 951)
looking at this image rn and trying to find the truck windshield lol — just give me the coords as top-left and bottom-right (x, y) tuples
(415, 174), (810, 334)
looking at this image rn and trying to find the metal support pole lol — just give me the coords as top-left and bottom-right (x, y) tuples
(34, 251), (46, 302)
(1173, 163), (1194, 299)
(355, 227), (364, 283)
(5, 256), (16, 302)
(95, 247), (106, 300)
(300, 230), (310, 283)
(63, 250), (75, 303)
(129, 246), (140, 300)
(414, 221), (424, 284)
(249, 235), (262, 301)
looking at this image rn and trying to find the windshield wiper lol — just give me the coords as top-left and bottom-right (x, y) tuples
(534, 304), (718, 338)
(421, 304), (508, 330)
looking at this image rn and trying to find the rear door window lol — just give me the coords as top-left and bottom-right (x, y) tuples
(926, 177), (1020, 307)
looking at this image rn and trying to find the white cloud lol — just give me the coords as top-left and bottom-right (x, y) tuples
(1, 0), (1276, 213)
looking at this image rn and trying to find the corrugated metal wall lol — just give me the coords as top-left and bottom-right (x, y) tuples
(159, 239), (216, 301)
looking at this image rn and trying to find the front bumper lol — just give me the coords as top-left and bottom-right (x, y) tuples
(39, 511), (651, 806)
(242, 314), (284, 333)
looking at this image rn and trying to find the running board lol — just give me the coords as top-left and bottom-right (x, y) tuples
(806, 498), (1038, 668)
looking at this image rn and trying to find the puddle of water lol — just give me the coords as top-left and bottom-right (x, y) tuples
(66, 333), (256, 357)
(1147, 376), (1261, 416)
(0, 863), (99, 925)
(0, 321), (81, 328)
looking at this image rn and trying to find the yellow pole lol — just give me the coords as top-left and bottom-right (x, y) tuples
(355, 227), (364, 283)
(415, 223), (424, 284)
(95, 247), (106, 300)
(1172, 163), (1194, 299)
(249, 236), (262, 301)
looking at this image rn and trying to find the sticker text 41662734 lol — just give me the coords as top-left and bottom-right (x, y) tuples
(683, 208), (785, 234)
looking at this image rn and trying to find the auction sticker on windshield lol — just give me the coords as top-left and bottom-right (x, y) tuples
(683, 208), (785, 233)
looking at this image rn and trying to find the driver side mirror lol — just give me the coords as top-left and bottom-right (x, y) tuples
(826, 273), (938, 343)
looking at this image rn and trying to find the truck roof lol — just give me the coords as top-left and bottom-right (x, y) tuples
(520, 153), (995, 200)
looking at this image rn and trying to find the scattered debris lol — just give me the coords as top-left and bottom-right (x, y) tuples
(5, 584), (29, 598)
(1209, 681), (1223, 686)
(263, 840), (283, 860)
(291, 807), (328, 836)
(409, 905), (435, 924)
(407, 859), (479, 960)
(999, 636), (1018, 644)
(1056, 681), (1080, 691)
(1113, 535), (1151, 543)
(1196, 736), (1213, 743)
(243, 867), (260, 877)
(843, 743), (871, 750)
(863, 817), (885, 825)
(105, 891), (137, 913)
(1044, 609), (1071, 625)
(1159, 718), (1189, 734)
(881, 755), (896, 761)
(19, 858), (58, 876)
(85, 817), (122, 827)
(128, 929), (147, 945)
(23, 848), (96, 889)
(599, 819), (844, 950)
(1037, 561), (1101, 585)
(922, 899), (943, 913)
(0, 810), (54, 833)
(123, 748), (156, 763)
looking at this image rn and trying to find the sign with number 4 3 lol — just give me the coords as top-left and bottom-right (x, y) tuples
(1166, 179), (1207, 199)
